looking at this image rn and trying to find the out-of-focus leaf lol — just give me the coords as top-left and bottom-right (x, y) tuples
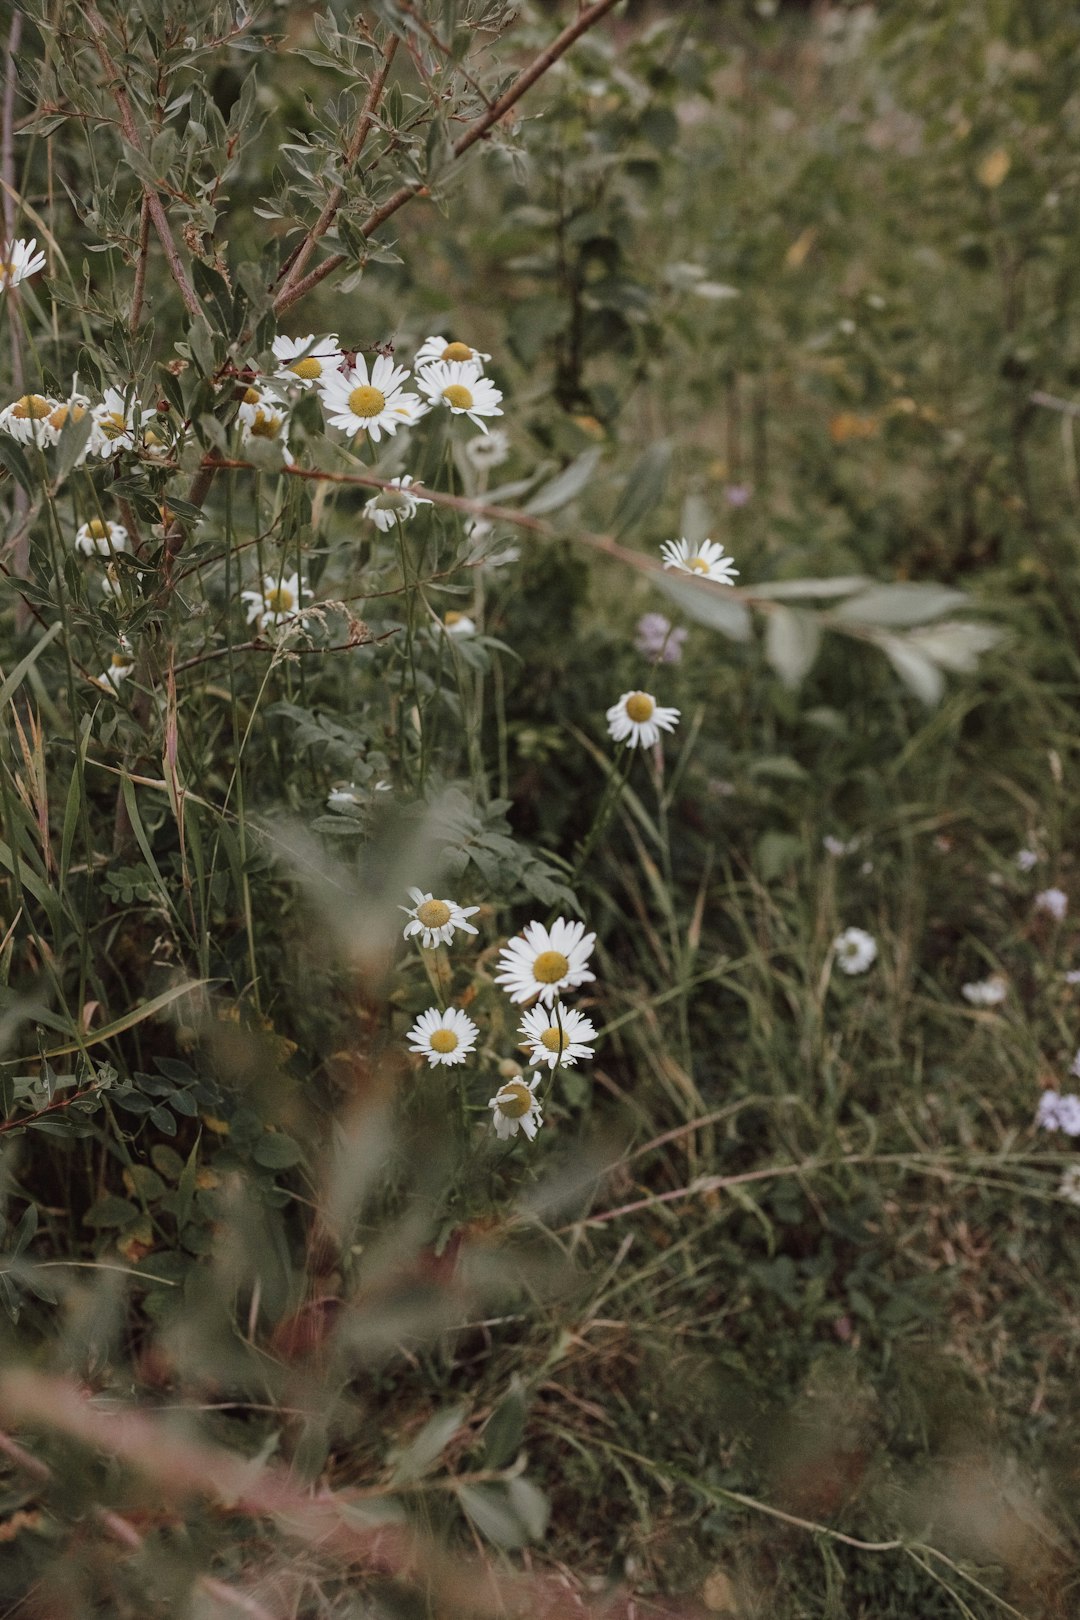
(765, 607), (821, 687)
(252, 1132), (303, 1170)
(523, 447), (603, 515)
(752, 576), (869, 600)
(835, 583), (968, 627)
(457, 1482), (531, 1548)
(484, 1383), (525, 1468)
(658, 575), (751, 642)
(880, 637), (945, 705)
(390, 1404), (466, 1484)
(612, 440), (671, 535)
(903, 620), (1001, 671)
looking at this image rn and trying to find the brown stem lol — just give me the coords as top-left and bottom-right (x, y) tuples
(275, 0), (623, 315)
(130, 192), (150, 332)
(273, 34), (400, 306)
(83, 1), (203, 322)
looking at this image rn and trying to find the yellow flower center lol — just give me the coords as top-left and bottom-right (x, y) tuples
(265, 586), (294, 613)
(625, 692), (655, 723)
(289, 356), (323, 380)
(85, 519), (109, 540)
(144, 427), (163, 445)
(430, 1029), (459, 1054)
(48, 402), (87, 431)
(540, 1026), (568, 1053)
(249, 407), (282, 439)
(533, 950), (569, 984)
(13, 394), (51, 420)
(496, 1079), (533, 1119)
(444, 611), (466, 627)
(441, 342), (474, 362)
(442, 384), (474, 410)
(348, 385), (386, 418)
(417, 899), (452, 929)
(689, 556), (710, 573)
(242, 387), (261, 404)
(100, 411), (128, 440)
(111, 653), (134, 670)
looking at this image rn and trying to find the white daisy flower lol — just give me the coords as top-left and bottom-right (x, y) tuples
(406, 1005), (479, 1068)
(272, 333), (343, 387)
(519, 1002), (597, 1070)
(401, 888), (480, 950)
(237, 385), (292, 462)
(442, 611), (476, 637)
(417, 359), (503, 433)
(75, 518), (129, 557)
(45, 389), (93, 458)
(659, 537), (739, 584)
(494, 917), (596, 1007)
(89, 388), (154, 458)
(605, 690), (680, 749)
(832, 927), (877, 975)
(98, 649), (136, 689)
(464, 428), (510, 470)
(1035, 887), (1068, 921)
(488, 1075), (543, 1141)
(0, 237), (46, 290)
(240, 572), (309, 629)
(317, 354), (425, 443)
(0, 393), (59, 445)
(961, 974), (1007, 1007)
(1059, 1163), (1080, 1206)
(415, 335), (491, 370)
(101, 564), (124, 599)
(364, 475), (433, 532)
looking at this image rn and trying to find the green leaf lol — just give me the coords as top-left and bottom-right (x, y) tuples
(84, 1195), (139, 1228)
(765, 607), (821, 687)
(751, 576), (869, 601)
(390, 1403), (466, 1484)
(0, 437), (36, 495)
(457, 1483), (531, 1549)
(612, 440), (671, 536)
(483, 1384), (525, 1468)
(252, 1132), (304, 1170)
(835, 583), (968, 628)
(657, 574), (751, 642)
(523, 448), (603, 516)
(879, 637), (945, 705)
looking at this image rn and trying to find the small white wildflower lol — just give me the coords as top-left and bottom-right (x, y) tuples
(1037, 1090), (1080, 1136)
(1035, 887), (1068, 921)
(75, 518), (128, 557)
(465, 427), (510, 470)
(832, 927), (877, 975)
(1070, 1049), (1080, 1081)
(406, 1006), (479, 1068)
(519, 1003), (597, 1070)
(1066, 970), (1080, 985)
(0, 393), (59, 445)
(488, 1075), (543, 1141)
(961, 974), (1008, 1007)
(1059, 1163), (1080, 1206)
(272, 333), (343, 387)
(415, 335), (491, 370)
(318, 354), (426, 443)
(494, 918), (596, 1007)
(89, 388), (154, 457)
(606, 690), (680, 749)
(823, 835), (859, 857)
(659, 537), (738, 584)
(401, 888), (480, 950)
(1016, 848), (1038, 872)
(240, 572), (309, 629)
(363, 475), (432, 532)
(0, 237), (46, 290)
(417, 359), (503, 432)
(442, 611), (476, 637)
(326, 785), (362, 812)
(98, 649), (135, 689)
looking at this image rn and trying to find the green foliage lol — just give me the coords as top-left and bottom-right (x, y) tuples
(0, 1), (1077, 1616)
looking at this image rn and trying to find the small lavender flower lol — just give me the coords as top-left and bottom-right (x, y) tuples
(634, 612), (687, 664)
(724, 483), (752, 507)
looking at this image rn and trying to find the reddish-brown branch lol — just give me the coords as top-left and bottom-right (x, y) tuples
(83, 2), (203, 322)
(272, 34), (400, 308)
(275, 0), (623, 315)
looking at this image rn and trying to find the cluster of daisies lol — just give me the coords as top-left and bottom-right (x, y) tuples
(400, 888), (598, 1143)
